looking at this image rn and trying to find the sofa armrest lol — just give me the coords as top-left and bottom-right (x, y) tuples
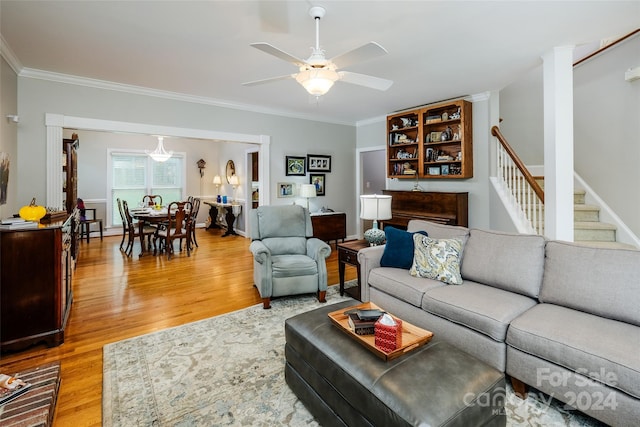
(357, 245), (385, 302)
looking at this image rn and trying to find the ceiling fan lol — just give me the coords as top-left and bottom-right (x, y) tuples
(243, 6), (393, 97)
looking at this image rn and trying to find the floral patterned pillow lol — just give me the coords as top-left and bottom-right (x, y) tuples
(410, 235), (463, 285)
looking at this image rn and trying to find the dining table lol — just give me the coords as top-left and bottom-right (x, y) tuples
(129, 206), (172, 256)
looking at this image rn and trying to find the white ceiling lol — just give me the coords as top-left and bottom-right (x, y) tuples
(1, 1), (638, 125)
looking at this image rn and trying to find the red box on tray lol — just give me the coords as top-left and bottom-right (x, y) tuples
(374, 316), (403, 353)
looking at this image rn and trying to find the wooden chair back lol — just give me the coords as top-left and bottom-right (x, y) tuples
(143, 194), (163, 207)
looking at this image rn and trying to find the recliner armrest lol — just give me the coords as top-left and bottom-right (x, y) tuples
(306, 238), (331, 261)
(249, 240), (271, 264)
(357, 245), (385, 302)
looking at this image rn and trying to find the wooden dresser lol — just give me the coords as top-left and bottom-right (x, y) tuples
(382, 190), (468, 228)
(310, 212), (346, 246)
(0, 216), (74, 352)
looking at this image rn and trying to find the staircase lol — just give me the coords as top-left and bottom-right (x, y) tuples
(536, 178), (635, 249)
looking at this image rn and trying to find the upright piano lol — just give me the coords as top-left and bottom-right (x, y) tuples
(381, 190), (468, 229)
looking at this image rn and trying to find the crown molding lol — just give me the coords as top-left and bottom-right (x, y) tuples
(19, 67), (355, 127)
(0, 34), (23, 74)
(356, 115), (386, 127)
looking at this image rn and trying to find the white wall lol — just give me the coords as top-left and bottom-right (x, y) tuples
(500, 35), (640, 238)
(17, 77), (359, 235)
(0, 57), (18, 218)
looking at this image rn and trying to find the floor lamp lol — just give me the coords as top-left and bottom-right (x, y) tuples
(360, 194), (392, 246)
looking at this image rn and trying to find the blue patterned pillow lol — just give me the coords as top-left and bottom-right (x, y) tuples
(410, 235), (463, 285)
(380, 226), (428, 270)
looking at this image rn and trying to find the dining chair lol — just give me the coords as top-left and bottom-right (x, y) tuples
(116, 198), (129, 251)
(143, 194), (163, 207)
(187, 197), (201, 248)
(154, 201), (193, 260)
(77, 199), (103, 243)
(122, 200), (157, 257)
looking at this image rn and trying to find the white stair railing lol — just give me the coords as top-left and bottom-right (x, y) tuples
(492, 126), (545, 235)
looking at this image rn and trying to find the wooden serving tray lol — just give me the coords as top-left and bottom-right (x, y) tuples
(328, 302), (434, 361)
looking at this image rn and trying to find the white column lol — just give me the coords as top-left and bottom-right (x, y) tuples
(543, 46), (575, 241)
(45, 114), (64, 210)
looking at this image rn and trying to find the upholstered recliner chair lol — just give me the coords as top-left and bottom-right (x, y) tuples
(250, 205), (331, 309)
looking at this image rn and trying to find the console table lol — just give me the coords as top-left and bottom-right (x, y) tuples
(203, 201), (241, 237)
(310, 212), (346, 247)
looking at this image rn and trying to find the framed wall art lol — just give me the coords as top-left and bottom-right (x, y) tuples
(277, 182), (295, 198)
(309, 173), (326, 196)
(307, 154), (331, 172)
(285, 156), (306, 176)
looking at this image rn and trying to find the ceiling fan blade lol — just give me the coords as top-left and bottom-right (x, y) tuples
(242, 74), (295, 87)
(330, 42), (388, 70)
(250, 42), (306, 67)
(338, 71), (393, 91)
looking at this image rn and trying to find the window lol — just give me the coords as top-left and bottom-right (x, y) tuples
(109, 151), (185, 227)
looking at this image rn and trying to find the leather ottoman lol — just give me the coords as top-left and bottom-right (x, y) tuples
(285, 300), (506, 427)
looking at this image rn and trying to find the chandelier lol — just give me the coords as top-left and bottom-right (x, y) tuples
(146, 136), (173, 162)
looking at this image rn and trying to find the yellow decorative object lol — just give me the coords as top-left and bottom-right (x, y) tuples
(19, 198), (47, 222)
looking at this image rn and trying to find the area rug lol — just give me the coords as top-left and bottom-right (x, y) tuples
(103, 283), (605, 426)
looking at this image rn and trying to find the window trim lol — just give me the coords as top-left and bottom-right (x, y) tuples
(107, 148), (186, 227)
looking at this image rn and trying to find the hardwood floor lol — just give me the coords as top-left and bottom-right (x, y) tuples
(0, 227), (357, 426)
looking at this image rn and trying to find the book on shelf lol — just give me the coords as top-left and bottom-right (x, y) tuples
(0, 374), (32, 405)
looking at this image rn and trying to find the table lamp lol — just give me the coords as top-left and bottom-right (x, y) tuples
(229, 174), (239, 202)
(213, 175), (222, 201)
(360, 194), (392, 246)
(300, 184), (317, 212)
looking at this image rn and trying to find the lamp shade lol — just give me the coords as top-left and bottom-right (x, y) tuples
(360, 195), (392, 221)
(295, 68), (339, 96)
(213, 175), (222, 185)
(229, 175), (239, 186)
(300, 184), (317, 198)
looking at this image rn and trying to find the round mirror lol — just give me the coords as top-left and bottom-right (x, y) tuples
(225, 160), (236, 183)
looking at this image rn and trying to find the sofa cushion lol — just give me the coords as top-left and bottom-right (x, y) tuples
(422, 281), (538, 342)
(271, 254), (317, 278)
(261, 236), (307, 256)
(461, 229), (545, 298)
(368, 267), (445, 308)
(410, 235), (463, 285)
(407, 220), (469, 241)
(507, 303), (640, 399)
(380, 226), (428, 270)
(540, 241), (640, 327)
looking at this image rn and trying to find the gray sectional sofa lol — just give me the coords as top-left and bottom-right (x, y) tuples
(358, 219), (640, 427)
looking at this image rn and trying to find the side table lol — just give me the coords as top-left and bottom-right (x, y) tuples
(337, 239), (370, 301)
(0, 361), (61, 426)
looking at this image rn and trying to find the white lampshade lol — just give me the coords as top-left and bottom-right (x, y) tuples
(213, 175), (222, 185)
(300, 184), (317, 198)
(229, 175), (239, 186)
(360, 195), (392, 221)
(295, 68), (339, 96)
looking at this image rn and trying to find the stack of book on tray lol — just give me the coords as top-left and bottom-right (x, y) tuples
(0, 218), (38, 230)
(346, 309), (385, 336)
(0, 373), (32, 405)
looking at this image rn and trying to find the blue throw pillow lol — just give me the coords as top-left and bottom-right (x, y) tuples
(380, 226), (428, 270)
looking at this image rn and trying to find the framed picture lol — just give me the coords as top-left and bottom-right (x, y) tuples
(307, 154), (331, 172)
(309, 173), (326, 196)
(428, 166), (441, 176)
(441, 164), (450, 175)
(285, 156), (306, 176)
(277, 182), (295, 198)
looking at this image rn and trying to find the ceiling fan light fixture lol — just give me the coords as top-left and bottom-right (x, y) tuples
(295, 68), (339, 96)
(147, 136), (173, 162)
